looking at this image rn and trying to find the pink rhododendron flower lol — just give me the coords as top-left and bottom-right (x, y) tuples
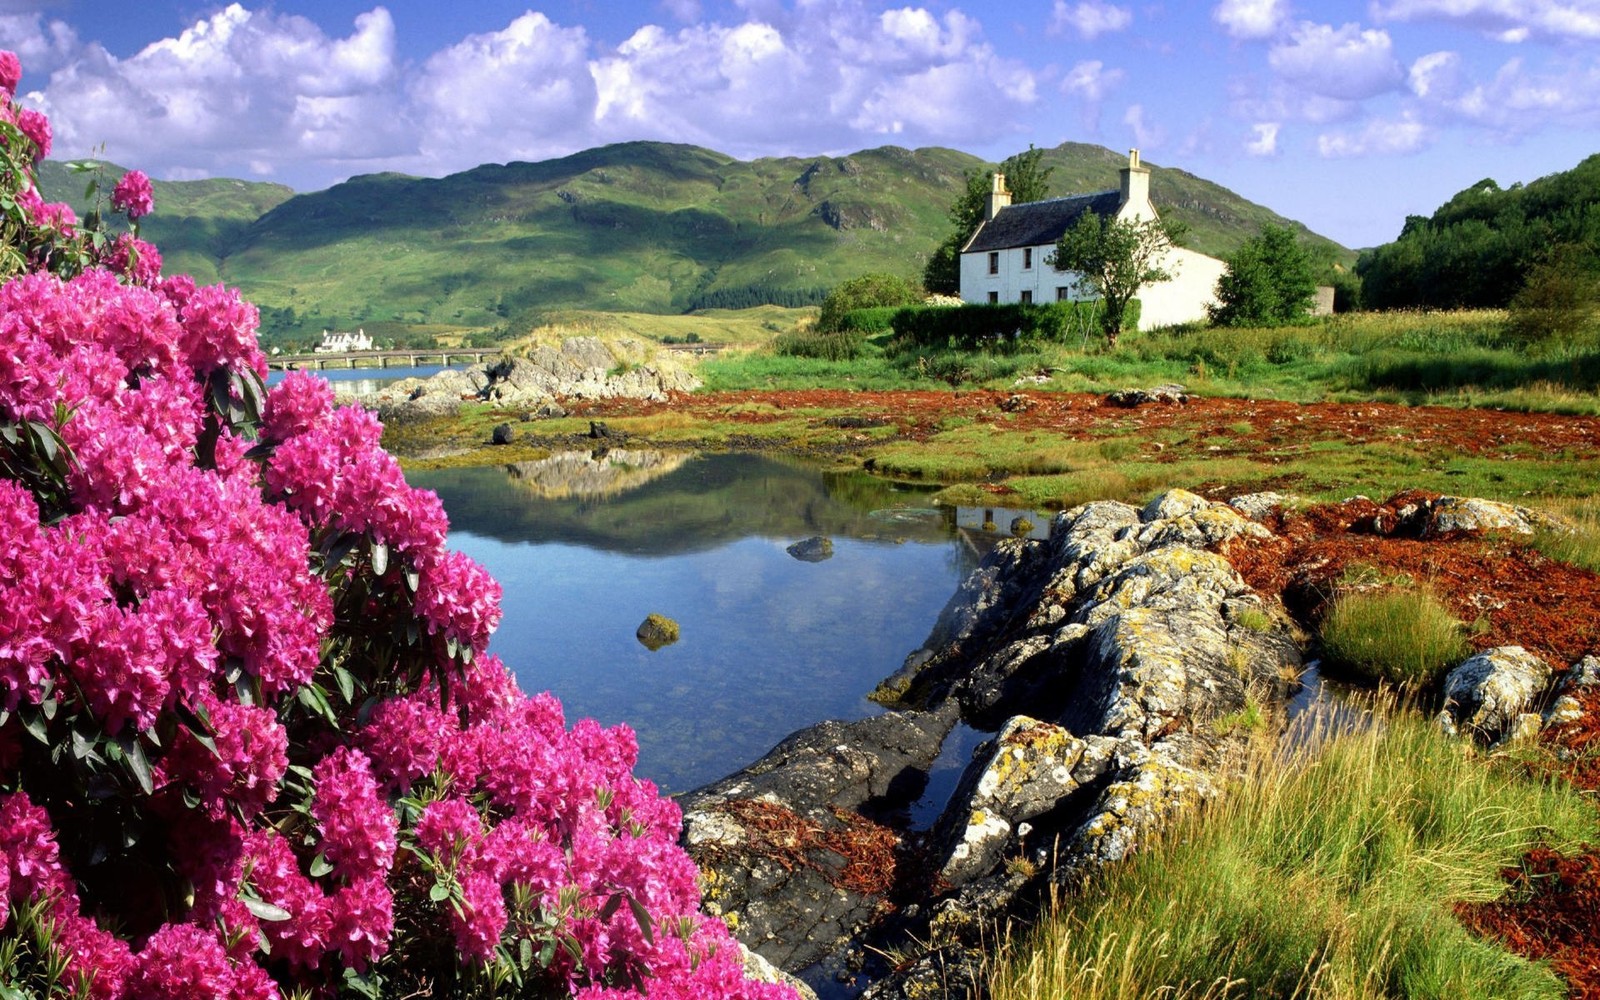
(0, 51), (19, 94)
(16, 107), (49, 159)
(128, 923), (237, 999)
(111, 168), (154, 220)
(105, 233), (163, 286)
(312, 747), (397, 880)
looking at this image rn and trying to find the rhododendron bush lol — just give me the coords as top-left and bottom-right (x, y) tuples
(0, 55), (793, 1000)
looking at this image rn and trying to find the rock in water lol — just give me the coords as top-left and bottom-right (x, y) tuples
(636, 613), (680, 651)
(786, 536), (834, 562)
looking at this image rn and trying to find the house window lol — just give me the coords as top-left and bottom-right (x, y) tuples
(988, 252), (999, 275)
(1020, 290), (1033, 304)
(1023, 248), (1033, 270)
(987, 292), (999, 304)
(1056, 287), (1071, 301)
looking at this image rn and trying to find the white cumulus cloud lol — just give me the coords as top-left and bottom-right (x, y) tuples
(1246, 120), (1281, 153)
(17, 4), (410, 182)
(1061, 59), (1125, 132)
(1213, 0), (1291, 39)
(1370, 0), (1600, 42)
(1268, 21), (1404, 99)
(1051, 1), (1134, 39)
(1316, 113), (1431, 155)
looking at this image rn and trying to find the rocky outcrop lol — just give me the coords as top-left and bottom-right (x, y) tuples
(678, 708), (957, 970)
(1105, 383), (1189, 407)
(682, 489), (1302, 996)
(368, 336), (700, 423)
(1437, 646), (1553, 745)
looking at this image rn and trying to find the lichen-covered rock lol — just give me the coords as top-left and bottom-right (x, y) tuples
(931, 717), (1119, 886)
(679, 708), (957, 970)
(1437, 646), (1553, 743)
(1228, 491), (1293, 522)
(1106, 384), (1189, 407)
(739, 944), (820, 1000)
(636, 612), (680, 650)
(490, 422), (515, 445)
(1424, 496), (1543, 537)
(1545, 655), (1600, 726)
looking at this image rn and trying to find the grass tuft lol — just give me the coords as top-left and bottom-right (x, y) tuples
(1318, 587), (1470, 689)
(986, 714), (1595, 1000)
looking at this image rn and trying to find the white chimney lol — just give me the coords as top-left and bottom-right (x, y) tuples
(1119, 148), (1150, 212)
(985, 171), (1013, 221)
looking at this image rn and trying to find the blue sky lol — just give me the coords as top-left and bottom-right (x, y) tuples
(3, 1), (1597, 248)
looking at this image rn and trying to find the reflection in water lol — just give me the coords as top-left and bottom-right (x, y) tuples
(501, 449), (693, 500)
(411, 454), (1050, 793)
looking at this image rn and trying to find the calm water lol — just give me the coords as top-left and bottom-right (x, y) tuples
(409, 452), (1031, 794)
(265, 364), (449, 394)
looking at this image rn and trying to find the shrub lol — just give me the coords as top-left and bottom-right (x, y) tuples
(1318, 587), (1470, 688)
(0, 52), (791, 1000)
(889, 301), (1113, 352)
(815, 273), (921, 332)
(1504, 243), (1598, 344)
(773, 327), (866, 361)
(1209, 224), (1318, 327)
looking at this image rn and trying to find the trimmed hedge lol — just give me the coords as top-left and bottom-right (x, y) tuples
(835, 305), (904, 334)
(889, 300), (1136, 350)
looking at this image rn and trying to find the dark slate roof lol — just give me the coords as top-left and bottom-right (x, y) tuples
(962, 190), (1123, 254)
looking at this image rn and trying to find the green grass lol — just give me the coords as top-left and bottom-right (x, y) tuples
(987, 714), (1596, 1000)
(1529, 503), (1600, 573)
(1318, 587), (1471, 689)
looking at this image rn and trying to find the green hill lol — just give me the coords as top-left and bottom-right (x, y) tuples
(36, 160), (295, 285)
(39, 141), (1352, 348)
(1355, 153), (1600, 310)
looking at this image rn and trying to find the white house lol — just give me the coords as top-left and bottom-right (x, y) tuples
(958, 150), (1226, 330)
(314, 328), (374, 353)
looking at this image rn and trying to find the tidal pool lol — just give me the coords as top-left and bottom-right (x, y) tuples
(409, 451), (1034, 794)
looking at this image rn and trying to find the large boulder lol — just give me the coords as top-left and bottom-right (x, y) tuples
(1437, 646), (1553, 744)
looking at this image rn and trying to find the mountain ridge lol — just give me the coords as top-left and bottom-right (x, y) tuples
(39, 141), (1353, 347)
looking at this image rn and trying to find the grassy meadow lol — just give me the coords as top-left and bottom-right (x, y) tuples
(401, 307), (1600, 515)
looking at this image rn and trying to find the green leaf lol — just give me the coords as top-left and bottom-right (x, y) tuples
(243, 897), (292, 922)
(599, 894), (624, 922)
(20, 709), (48, 745)
(333, 665), (356, 705)
(121, 735), (154, 795)
(370, 541), (388, 577)
(519, 936), (535, 970)
(309, 853), (334, 878)
(429, 881), (451, 903)
(628, 895), (656, 946)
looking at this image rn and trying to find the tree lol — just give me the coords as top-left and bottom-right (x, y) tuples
(816, 272), (922, 331)
(1505, 242), (1598, 343)
(1208, 224), (1318, 326)
(1050, 213), (1187, 346)
(922, 145), (1055, 294)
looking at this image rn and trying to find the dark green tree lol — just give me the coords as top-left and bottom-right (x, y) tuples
(816, 272), (922, 331)
(1208, 224), (1318, 326)
(1505, 243), (1598, 343)
(922, 146), (1055, 294)
(1050, 213), (1187, 346)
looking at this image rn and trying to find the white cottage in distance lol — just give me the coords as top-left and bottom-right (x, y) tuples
(959, 149), (1227, 330)
(314, 328), (374, 353)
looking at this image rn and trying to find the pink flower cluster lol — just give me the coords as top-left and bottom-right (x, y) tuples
(110, 169), (154, 221)
(0, 49), (794, 1000)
